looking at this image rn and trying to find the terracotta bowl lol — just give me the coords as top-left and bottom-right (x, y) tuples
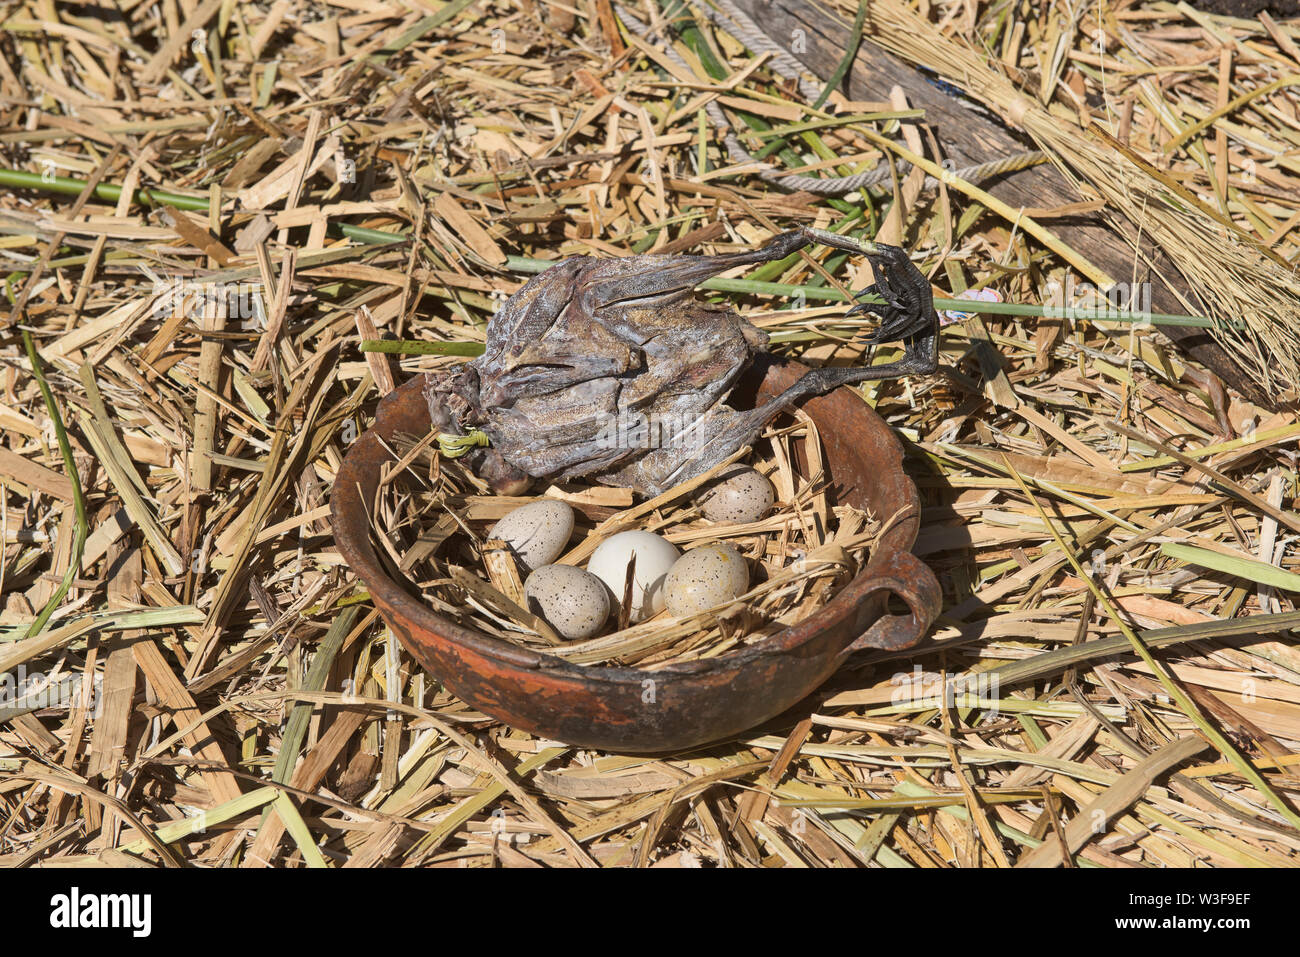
(331, 356), (940, 752)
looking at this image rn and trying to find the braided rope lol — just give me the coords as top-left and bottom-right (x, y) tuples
(616, 2), (1045, 196)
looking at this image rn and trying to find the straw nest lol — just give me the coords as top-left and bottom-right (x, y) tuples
(1, 0), (1299, 867)
(374, 416), (882, 668)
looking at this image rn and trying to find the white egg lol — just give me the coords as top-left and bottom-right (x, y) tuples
(524, 564), (610, 640)
(698, 466), (775, 524)
(664, 543), (750, 617)
(488, 500), (574, 570)
(586, 531), (680, 624)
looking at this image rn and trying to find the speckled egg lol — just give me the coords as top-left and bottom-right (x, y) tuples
(586, 531), (680, 624)
(664, 543), (750, 617)
(524, 564), (610, 640)
(698, 466), (775, 524)
(488, 500), (574, 570)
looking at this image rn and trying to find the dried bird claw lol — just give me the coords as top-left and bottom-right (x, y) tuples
(846, 245), (937, 342)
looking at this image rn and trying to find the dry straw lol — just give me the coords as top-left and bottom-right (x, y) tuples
(2, 0), (1300, 869)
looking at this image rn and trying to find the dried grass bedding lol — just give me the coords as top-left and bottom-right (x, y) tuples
(373, 418), (882, 668)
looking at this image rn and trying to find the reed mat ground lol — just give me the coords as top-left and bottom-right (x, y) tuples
(2, 0), (1299, 868)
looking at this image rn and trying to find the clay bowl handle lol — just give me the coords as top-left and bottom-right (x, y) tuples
(841, 550), (942, 654)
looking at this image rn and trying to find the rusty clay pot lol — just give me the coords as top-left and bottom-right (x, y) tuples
(331, 355), (941, 753)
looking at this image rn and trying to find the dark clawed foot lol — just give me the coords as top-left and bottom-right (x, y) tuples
(841, 244), (937, 348)
(845, 284), (878, 319)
